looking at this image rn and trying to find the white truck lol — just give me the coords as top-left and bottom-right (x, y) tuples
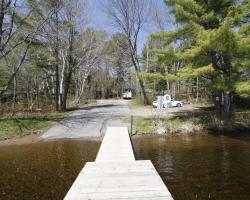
(152, 94), (183, 108)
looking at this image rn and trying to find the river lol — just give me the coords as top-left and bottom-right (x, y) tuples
(0, 133), (250, 199)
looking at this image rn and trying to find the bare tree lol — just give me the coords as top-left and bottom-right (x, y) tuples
(106, 0), (152, 103)
(150, 1), (169, 31)
(0, 0), (37, 61)
(0, 0), (21, 60)
(60, 0), (87, 110)
(74, 29), (106, 104)
(107, 32), (131, 98)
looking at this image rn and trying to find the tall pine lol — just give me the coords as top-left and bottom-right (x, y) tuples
(152, 0), (250, 119)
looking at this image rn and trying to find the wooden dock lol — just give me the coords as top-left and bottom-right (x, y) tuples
(64, 127), (173, 200)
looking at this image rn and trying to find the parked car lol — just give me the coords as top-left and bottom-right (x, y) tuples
(123, 89), (132, 99)
(152, 94), (183, 108)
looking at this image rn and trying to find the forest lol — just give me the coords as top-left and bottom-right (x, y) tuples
(0, 0), (134, 114)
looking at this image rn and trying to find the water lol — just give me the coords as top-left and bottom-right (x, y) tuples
(0, 140), (100, 200)
(132, 134), (250, 200)
(0, 134), (250, 200)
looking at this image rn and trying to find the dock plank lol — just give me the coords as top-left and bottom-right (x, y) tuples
(95, 127), (135, 162)
(64, 127), (173, 200)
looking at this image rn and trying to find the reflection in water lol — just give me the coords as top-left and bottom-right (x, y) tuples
(132, 134), (250, 200)
(221, 138), (230, 188)
(0, 140), (100, 200)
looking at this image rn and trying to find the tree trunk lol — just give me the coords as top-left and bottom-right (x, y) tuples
(0, 44), (29, 98)
(214, 91), (222, 118)
(55, 64), (59, 110)
(59, 50), (66, 109)
(0, 0), (5, 47)
(62, 71), (72, 111)
(195, 77), (199, 103)
(11, 73), (17, 116)
(121, 81), (124, 98)
(130, 46), (147, 104)
(172, 82), (176, 99)
(61, 26), (74, 111)
(26, 78), (30, 110)
(36, 76), (39, 109)
(224, 91), (233, 120)
(138, 77), (147, 103)
(146, 41), (149, 72)
(76, 78), (86, 105)
(211, 51), (234, 120)
(54, 11), (60, 111)
(133, 56), (146, 102)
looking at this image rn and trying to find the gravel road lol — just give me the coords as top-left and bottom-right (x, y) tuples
(41, 99), (196, 140)
(41, 100), (131, 139)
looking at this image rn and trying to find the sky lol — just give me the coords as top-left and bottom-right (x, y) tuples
(87, 0), (173, 53)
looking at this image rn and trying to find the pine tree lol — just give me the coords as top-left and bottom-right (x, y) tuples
(151, 0), (250, 119)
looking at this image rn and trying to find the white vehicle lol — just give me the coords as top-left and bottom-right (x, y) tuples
(123, 89), (132, 99)
(152, 94), (183, 108)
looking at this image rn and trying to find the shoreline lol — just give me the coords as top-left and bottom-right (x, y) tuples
(2, 125), (249, 146)
(0, 132), (45, 146)
(1, 101), (249, 146)
(0, 133), (102, 146)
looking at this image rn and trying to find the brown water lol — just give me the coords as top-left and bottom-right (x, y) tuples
(0, 140), (100, 200)
(132, 134), (250, 200)
(0, 134), (250, 200)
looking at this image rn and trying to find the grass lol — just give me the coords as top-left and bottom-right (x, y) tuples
(235, 107), (250, 112)
(132, 117), (156, 133)
(0, 112), (69, 140)
(122, 117), (156, 133)
(161, 117), (200, 133)
(124, 113), (250, 134)
(128, 97), (250, 134)
(123, 116), (200, 134)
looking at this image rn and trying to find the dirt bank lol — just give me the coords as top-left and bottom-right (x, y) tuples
(0, 132), (44, 146)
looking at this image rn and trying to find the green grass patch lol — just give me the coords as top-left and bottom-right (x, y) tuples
(0, 112), (69, 140)
(124, 114), (250, 134)
(124, 112), (249, 134)
(123, 116), (200, 134)
(122, 117), (156, 133)
(133, 117), (156, 133)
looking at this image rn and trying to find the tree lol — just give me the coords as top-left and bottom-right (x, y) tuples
(0, 0), (32, 61)
(60, 0), (88, 111)
(42, 0), (63, 111)
(0, 0), (50, 98)
(107, 33), (131, 97)
(151, 0), (250, 119)
(27, 0), (64, 111)
(106, 0), (152, 103)
(74, 29), (107, 104)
